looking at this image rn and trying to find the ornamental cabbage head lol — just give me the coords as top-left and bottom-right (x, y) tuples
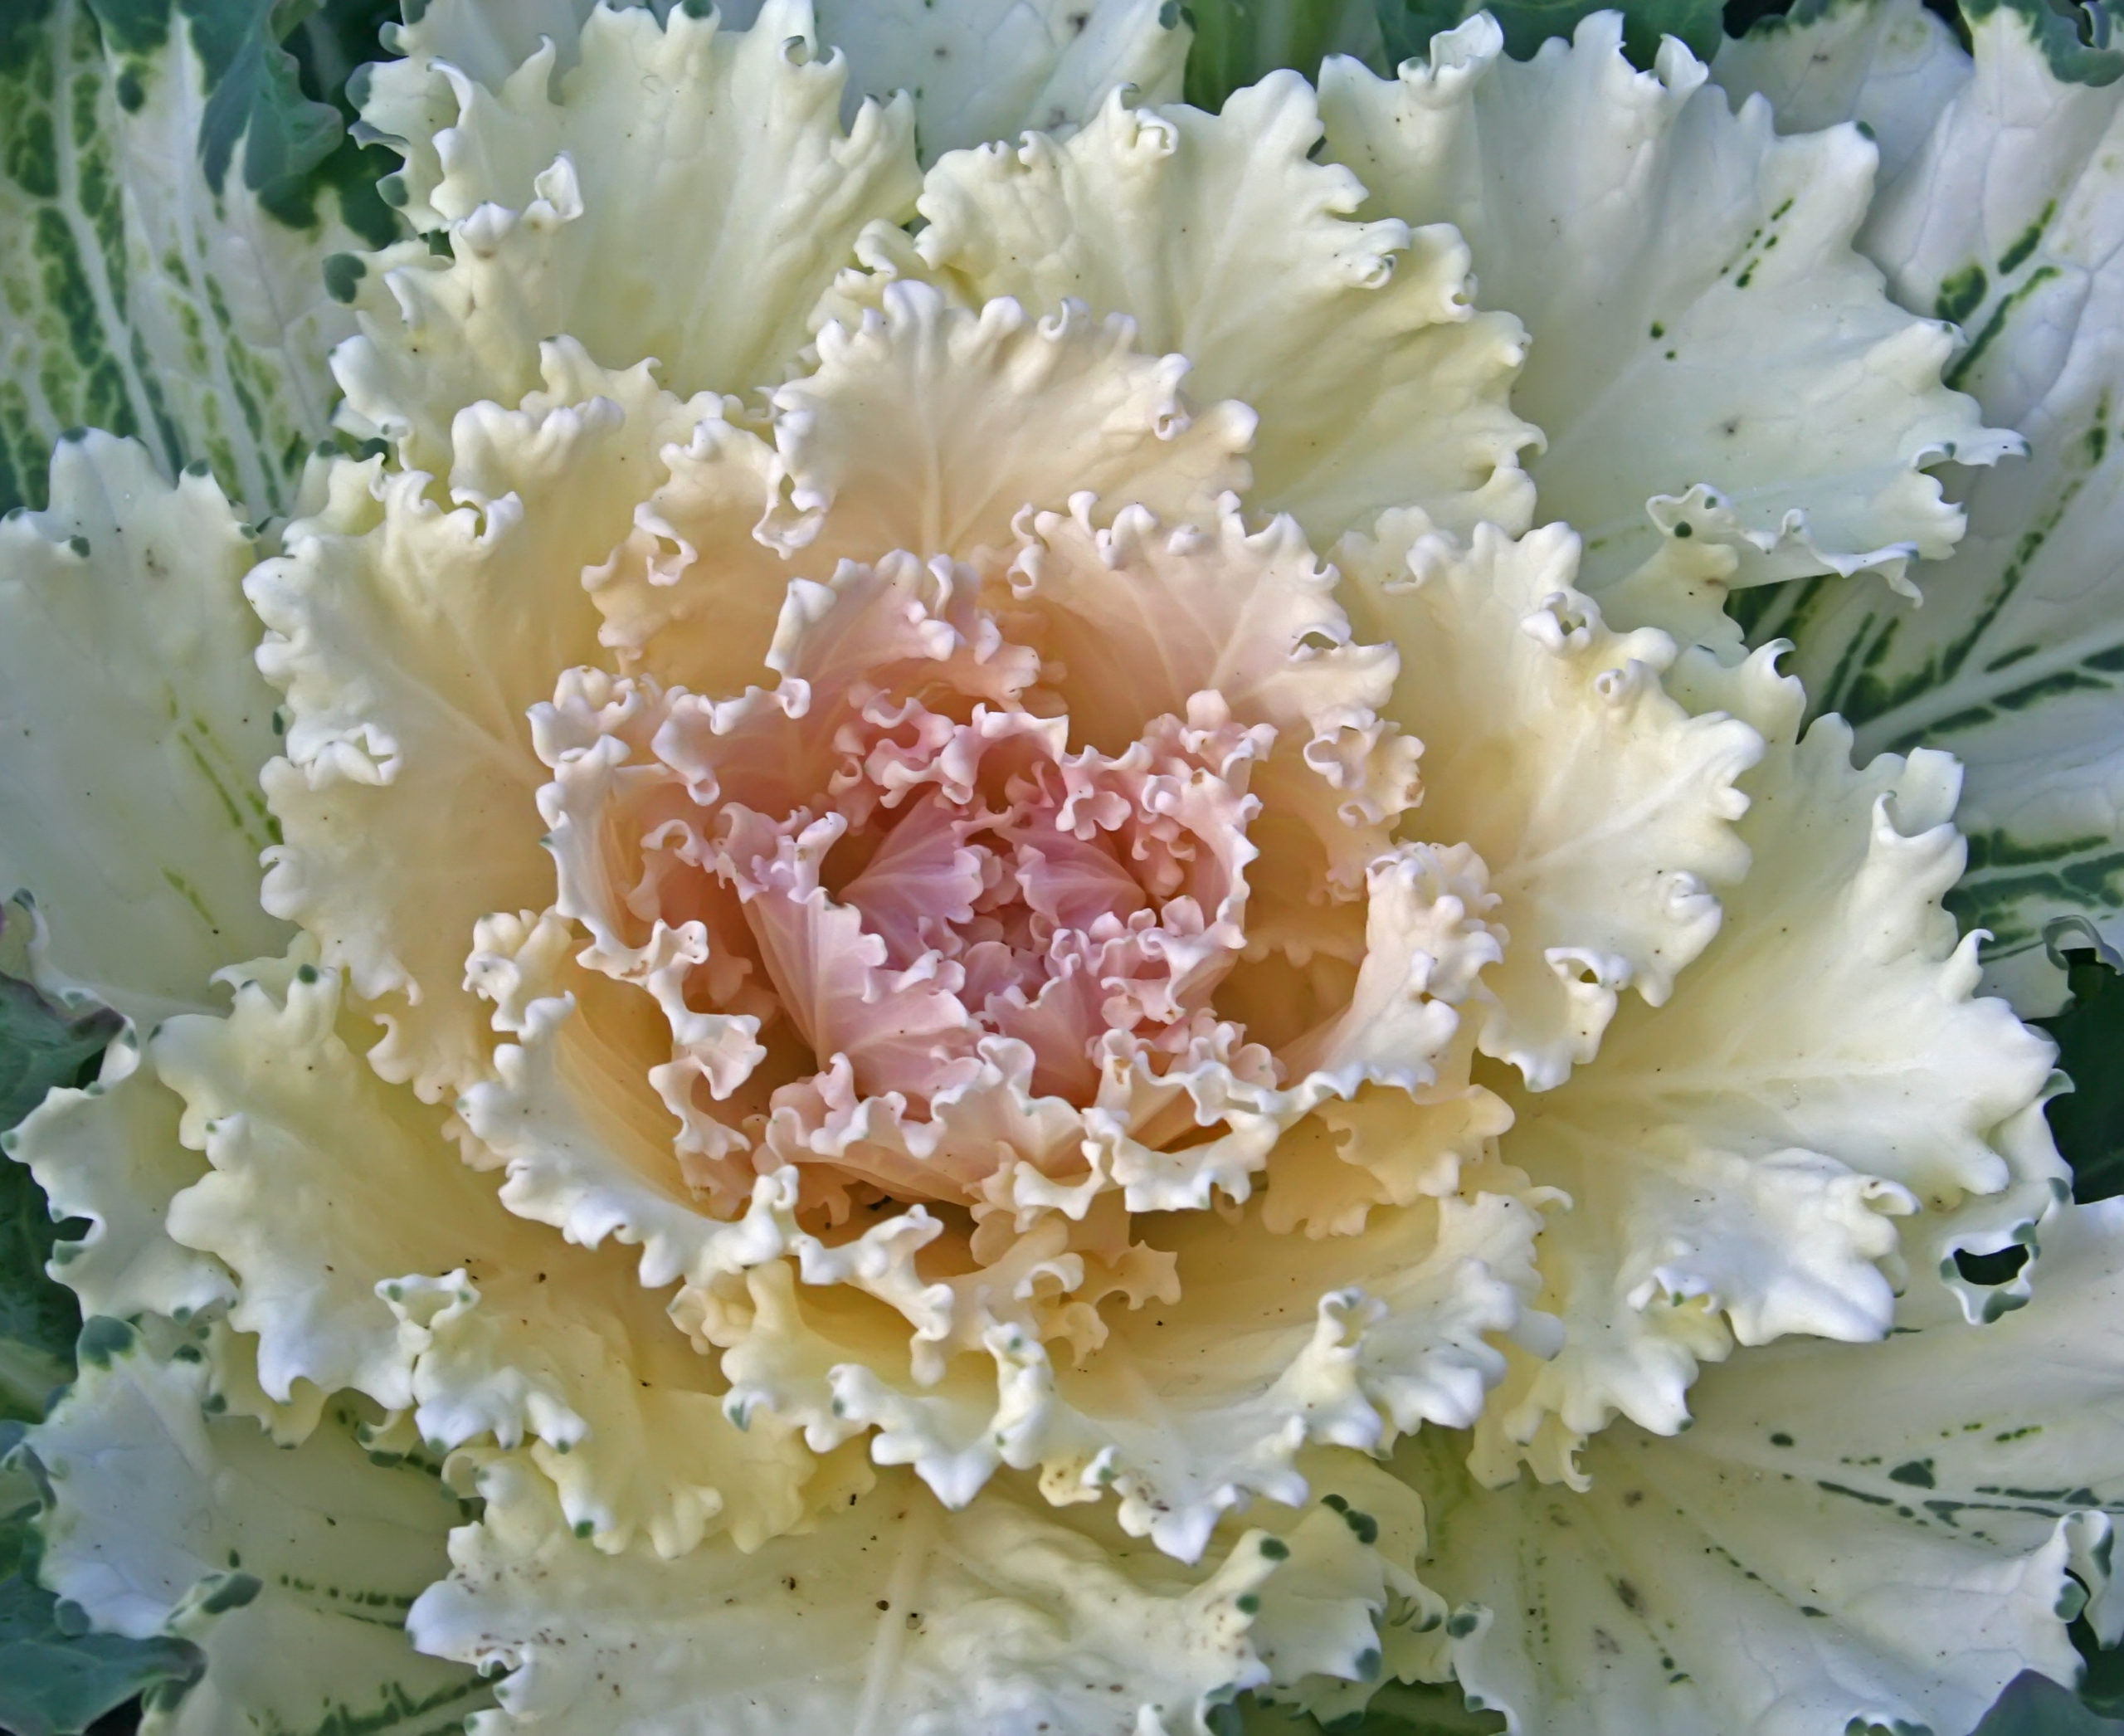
(2, 2), (2122, 1734)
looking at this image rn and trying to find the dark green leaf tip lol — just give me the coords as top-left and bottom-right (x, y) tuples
(75, 1316), (137, 1369)
(197, 1571), (262, 1615)
(323, 251), (366, 304)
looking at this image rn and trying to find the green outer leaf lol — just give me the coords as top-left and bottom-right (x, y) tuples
(1971, 1669), (2124, 1734)
(1270, 1680), (1506, 1733)
(1, 1420), (206, 1736)
(90, 0), (339, 195)
(1371, 0), (1722, 71)
(1183, 0), (1384, 112)
(2038, 948), (2124, 1204)
(0, 983), (117, 1141)
(0, 905), (117, 1423)
(0, 1490), (203, 1736)
(1961, 0), (2124, 85)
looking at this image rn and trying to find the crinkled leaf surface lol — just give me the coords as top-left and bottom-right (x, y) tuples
(0, 0), (391, 519)
(1415, 1200), (2124, 1736)
(411, 1452), (1286, 1736)
(1733, 2), (2124, 1011)
(1711, 0), (1975, 184)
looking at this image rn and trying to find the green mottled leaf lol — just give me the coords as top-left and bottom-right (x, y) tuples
(0, 0), (399, 520)
(1961, 0), (2124, 85)
(1971, 1669), (2124, 1734)
(2038, 945), (2124, 1203)
(0, 1465), (203, 1736)
(0, 907), (117, 1423)
(1373, 0), (1722, 73)
(1183, 0), (1385, 114)
(23, 1343), (490, 1736)
(90, 0), (339, 197)
(0, 980), (118, 1138)
(1230, 1681), (1508, 1732)
(1733, 0), (2124, 1014)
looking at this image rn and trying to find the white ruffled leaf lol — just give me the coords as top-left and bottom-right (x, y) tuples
(1319, 11), (2014, 604)
(410, 1452), (1285, 1736)
(901, 71), (1536, 542)
(150, 954), (818, 1559)
(1478, 646), (2067, 1464)
(5, 1026), (231, 1326)
(363, 0), (1172, 212)
(1711, 0), (1972, 185)
(341, 0), (920, 471)
(763, 280), (1254, 565)
(249, 352), (706, 1098)
(1341, 515), (1761, 1090)
(717, 1185), (1542, 1563)
(726, 0), (1191, 163)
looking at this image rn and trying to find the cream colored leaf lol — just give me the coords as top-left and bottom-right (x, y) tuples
(727, 0), (1191, 163)
(411, 1453), (1284, 1736)
(1342, 515), (1761, 1090)
(1478, 647), (2067, 1466)
(1734, 3), (2124, 1011)
(1711, 0), (1971, 186)
(340, 0), (921, 473)
(904, 73), (1535, 542)
(762, 280), (1254, 565)
(0, 434), (287, 1026)
(250, 350), (705, 1098)
(717, 1187), (1542, 1564)
(5, 1025), (231, 1325)
(150, 953), (814, 1558)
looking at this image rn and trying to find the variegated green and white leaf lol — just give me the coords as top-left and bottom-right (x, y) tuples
(0, 0), (394, 521)
(1408, 1199), (2124, 1736)
(1733, 1), (2124, 1012)
(1711, 0), (1972, 183)
(17, 1319), (490, 1736)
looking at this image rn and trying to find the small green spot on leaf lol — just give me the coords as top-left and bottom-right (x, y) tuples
(1935, 264), (1990, 326)
(323, 251), (365, 304)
